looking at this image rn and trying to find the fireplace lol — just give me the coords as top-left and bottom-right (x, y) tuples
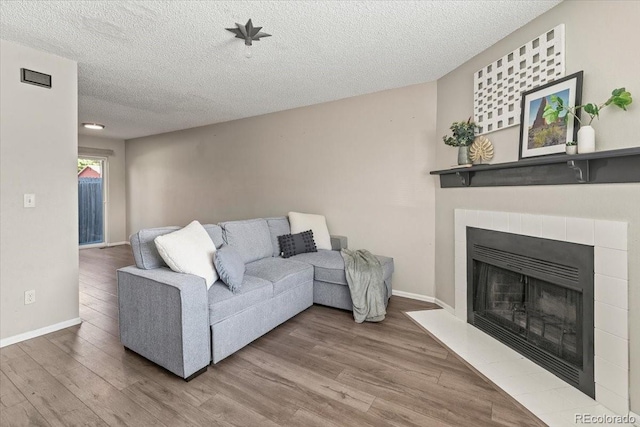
(467, 227), (595, 398)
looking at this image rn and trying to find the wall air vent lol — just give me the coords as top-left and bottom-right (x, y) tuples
(20, 68), (51, 88)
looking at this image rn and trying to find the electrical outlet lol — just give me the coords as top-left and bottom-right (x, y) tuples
(24, 290), (35, 305)
(24, 194), (36, 208)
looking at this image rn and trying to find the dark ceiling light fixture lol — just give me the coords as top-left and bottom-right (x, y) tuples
(226, 19), (271, 58)
(82, 123), (105, 130)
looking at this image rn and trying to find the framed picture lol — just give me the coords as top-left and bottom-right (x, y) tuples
(518, 71), (583, 159)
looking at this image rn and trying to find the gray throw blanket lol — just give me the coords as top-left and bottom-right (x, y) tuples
(341, 249), (386, 323)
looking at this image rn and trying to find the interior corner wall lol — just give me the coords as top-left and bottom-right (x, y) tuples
(434, 1), (640, 411)
(0, 40), (79, 340)
(78, 135), (127, 244)
(126, 82), (438, 298)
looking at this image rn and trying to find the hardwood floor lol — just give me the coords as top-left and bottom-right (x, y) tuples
(0, 245), (545, 426)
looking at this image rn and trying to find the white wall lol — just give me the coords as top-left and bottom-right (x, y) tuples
(126, 83), (438, 297)
(434, 1), (640, 411)
(0, 40), (79, 341)
(78, 135), (127, 245)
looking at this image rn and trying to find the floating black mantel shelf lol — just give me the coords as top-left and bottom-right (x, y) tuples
(430, 147), (640, 188)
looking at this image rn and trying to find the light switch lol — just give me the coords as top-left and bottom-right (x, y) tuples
(24, 194), (35, 208)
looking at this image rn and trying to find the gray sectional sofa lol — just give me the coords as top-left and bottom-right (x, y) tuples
(117, 216), (394, 380)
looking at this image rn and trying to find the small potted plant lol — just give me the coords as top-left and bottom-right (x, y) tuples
(443, 118), (476, 165)
(543, 88), (632, 153)
(565, 141), (577, 155)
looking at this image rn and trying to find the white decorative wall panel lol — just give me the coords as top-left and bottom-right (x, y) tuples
(473, 25), (565, 134)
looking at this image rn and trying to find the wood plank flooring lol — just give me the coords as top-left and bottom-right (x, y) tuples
(0, 245), (545, 426)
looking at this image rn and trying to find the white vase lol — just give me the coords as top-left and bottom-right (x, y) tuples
(577, 125), (595, 154)
(566, 145), (577, 155)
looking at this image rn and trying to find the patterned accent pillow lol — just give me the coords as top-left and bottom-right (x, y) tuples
(277, 230), (317, 259)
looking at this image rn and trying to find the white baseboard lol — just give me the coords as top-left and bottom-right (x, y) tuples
(80, 241), (129, 250)
(79, 243), (105, 250)
(0, 317), (82, 348)
(391, 290), (455, 314)
(392, 290), (435, 302)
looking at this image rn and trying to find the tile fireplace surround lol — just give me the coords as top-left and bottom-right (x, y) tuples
(434, 210), (630, 421)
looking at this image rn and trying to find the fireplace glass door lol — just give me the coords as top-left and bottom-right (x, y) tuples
(467, 227), (594, 397)
(474, 262), (583, 368)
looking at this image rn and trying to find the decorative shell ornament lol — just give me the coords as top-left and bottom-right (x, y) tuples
(469, 136), (494, 163)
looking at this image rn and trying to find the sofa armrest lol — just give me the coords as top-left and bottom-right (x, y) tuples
(117, 266), (210, 379)
(330, 235), (348, 251)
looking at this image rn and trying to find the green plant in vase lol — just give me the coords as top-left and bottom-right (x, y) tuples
(543, 88), (632, 153)
(443, 118), (476, 165)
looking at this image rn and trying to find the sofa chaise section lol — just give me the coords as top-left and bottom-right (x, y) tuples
(291, 249), (394, 311)
(265, 216), (393, 310)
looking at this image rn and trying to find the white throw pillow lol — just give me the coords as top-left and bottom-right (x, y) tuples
(288, 212), (332, 250)
(154, 220), (218, 288)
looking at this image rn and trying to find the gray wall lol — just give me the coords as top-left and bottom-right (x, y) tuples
(78, 135), (127, 245)
(434, 1), (640, 411)
(0, 40), (79, 340)
(126, 82), (438, 297)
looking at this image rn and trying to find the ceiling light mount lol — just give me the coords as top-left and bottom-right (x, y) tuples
(82, 123), (105, 130)
(226, 19), (271, 58)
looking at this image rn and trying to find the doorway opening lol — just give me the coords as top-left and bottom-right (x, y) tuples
(78, 157), (107, 247)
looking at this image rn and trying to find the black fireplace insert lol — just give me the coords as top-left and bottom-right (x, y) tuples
(467, 227), (594, 398)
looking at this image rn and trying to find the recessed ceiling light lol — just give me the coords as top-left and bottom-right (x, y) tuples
(82, 123), (105, 130)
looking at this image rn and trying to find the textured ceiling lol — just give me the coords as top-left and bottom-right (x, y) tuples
(1, 1), (561, 139)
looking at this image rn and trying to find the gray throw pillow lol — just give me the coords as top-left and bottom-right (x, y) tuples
(214, 245), (245, 293)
